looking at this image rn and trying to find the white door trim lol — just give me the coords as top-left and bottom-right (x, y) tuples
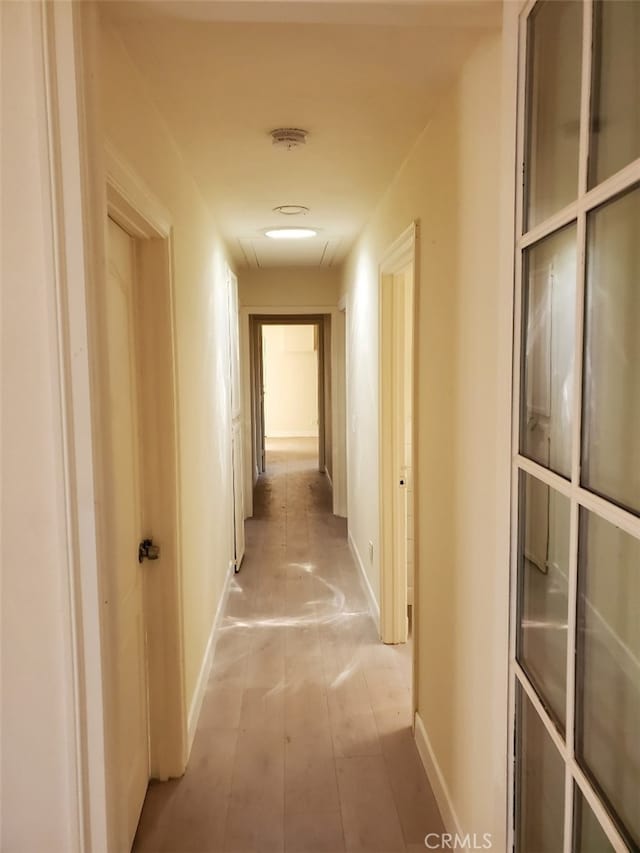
(228, 266), (246, 570)
(379, 222), (417, 646)
(105, 141), (171, 238)
(103, 148), (187, 788)
(37, 3), (108, 849)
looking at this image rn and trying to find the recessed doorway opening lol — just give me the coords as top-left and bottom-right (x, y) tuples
(262, 323), (321, 470)
(248, 314), (333, 486)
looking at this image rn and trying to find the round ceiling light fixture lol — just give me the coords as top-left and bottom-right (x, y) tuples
(273, 204), (310, 216)
(265, 227), (317, 240)
(270, 128), (308, 149)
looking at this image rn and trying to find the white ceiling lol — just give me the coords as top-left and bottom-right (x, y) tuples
(101, 1), (500, 267)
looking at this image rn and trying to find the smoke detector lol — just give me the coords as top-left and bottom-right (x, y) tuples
(270, 128), (308, 149)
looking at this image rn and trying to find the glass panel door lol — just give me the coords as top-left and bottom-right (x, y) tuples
(516, 685), (566, 852)
(512, 1), (640, 850)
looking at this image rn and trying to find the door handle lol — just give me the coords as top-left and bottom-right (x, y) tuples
(138, 538), (160, 563)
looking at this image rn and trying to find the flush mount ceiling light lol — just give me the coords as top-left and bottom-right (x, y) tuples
(273, 205), (310, 216)
(265, 227), (317, 240)
(270, 128), (308, 149)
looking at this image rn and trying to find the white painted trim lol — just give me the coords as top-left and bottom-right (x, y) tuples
(266, 430), (319, 439)
(380, 221), (416, 274)
(187, 561), (235, 749)
(240, 308), (254, 518)
(331, 305), (348, 518)
(414, 712), (462, 837)
(103, 152), (186, 792)
(378, 223), (416, 645)
(501, 7), (524, 852)
(324, 466), (333, 488)
(348, 531), (380, 628)
(39, 3), (109, 848)
(104, 141), (171, 238)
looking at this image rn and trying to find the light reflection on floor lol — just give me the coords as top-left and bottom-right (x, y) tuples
(134, 438), (440, 853)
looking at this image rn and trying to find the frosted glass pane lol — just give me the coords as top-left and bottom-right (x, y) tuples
(517, 473), (569, 728)
(589, 0), (640, 187)
(573, 789), (614, 853)
(516, 686), (565, 853)
(576, 511), (640, 849)
(525, 0), (582, 229)
(521, 224), (577, 478)
(582, 185), (640, 513)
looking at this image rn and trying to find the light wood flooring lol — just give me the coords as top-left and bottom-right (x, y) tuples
(134, 438), (443, 853)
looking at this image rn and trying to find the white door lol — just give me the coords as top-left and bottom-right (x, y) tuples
(511, 2), (640, 849)
(392, 268), (409, 640)
(106, 217), (149, 850)
(232, 423), (245, 567)
(380, 253), (414, 645)
(228, 269), (245, 568)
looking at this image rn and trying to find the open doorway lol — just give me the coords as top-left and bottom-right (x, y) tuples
(262, 323), (320, 468)
(249, 314), (332, 482)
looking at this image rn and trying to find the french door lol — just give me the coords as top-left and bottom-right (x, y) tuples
(510, 1), (639, 851)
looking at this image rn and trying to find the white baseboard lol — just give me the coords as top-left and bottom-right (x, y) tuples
(265, 430), (319, 438)
(414, 711), (462, 836)
(187, 559), (235, 750)
(348, 531), (380, 628)
(324, 466), (333, 488)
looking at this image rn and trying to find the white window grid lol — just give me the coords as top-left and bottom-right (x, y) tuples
(508, 1), (640, 851)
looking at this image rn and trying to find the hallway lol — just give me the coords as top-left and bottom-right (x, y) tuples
(134, 439), (442, 853)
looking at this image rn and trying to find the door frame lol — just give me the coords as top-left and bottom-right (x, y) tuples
(36, 3), (261, 847)
(379, 223), (417, 646)
(228, 266), (246, 570)
(249, 316), (266, 479)
(507, 1), (640, 850)
(252, 314), (325, 466)
(101, 147), (187, 802)
(34, 6), (187, 846)
(31, 4), (109, 848)
(240, 305), (347, 519)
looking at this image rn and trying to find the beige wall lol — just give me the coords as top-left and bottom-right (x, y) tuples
(263, 325), (319, 438)
(1, 3), (95, 848)
(341, 32), (508, 843)
(99, 23), (235, 714)
(239, 266), (340, 308)
(3, 6), (511, 849)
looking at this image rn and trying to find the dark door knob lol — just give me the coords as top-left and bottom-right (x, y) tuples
(138, 538), (160, 563)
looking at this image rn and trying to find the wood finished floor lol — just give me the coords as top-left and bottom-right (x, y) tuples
(134, 438), (443, 853)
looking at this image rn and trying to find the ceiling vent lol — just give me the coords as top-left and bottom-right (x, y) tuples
(273, 205), (310, 216)
(270, 128), (308, 149)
